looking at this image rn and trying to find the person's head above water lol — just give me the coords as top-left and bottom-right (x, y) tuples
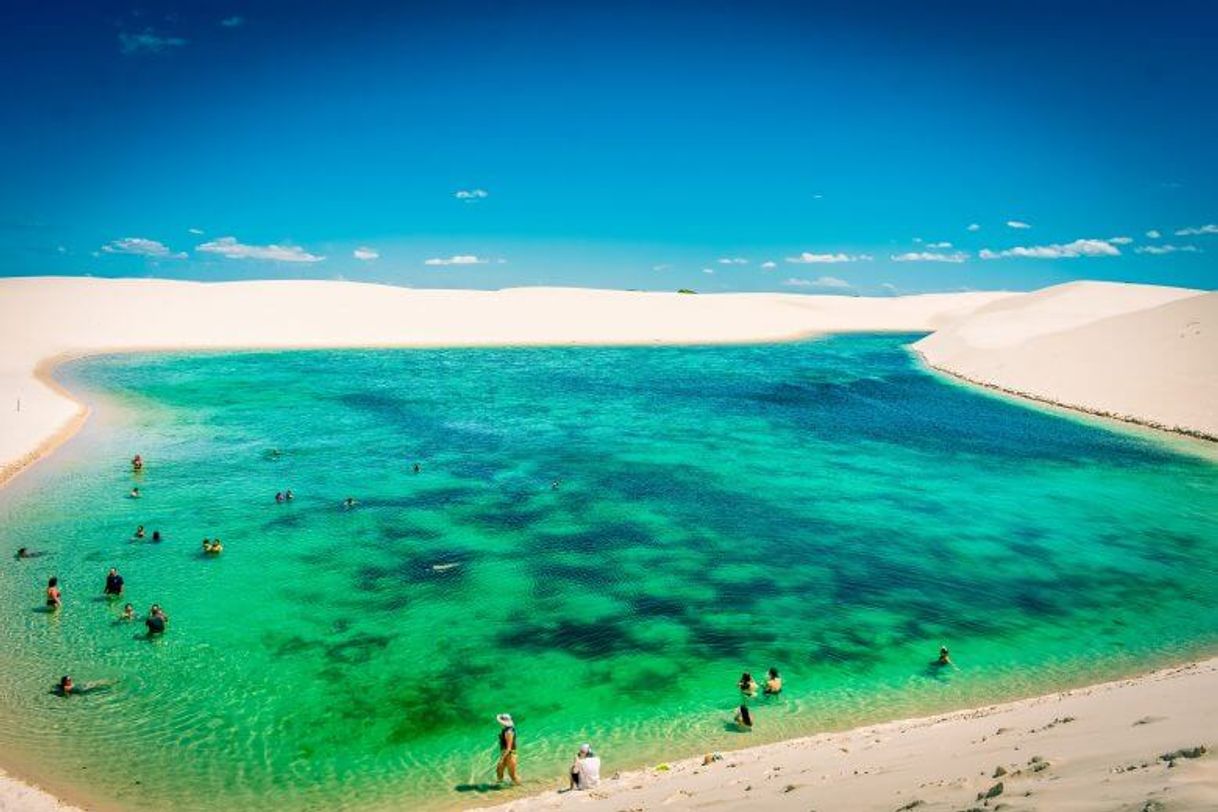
(48, 576), (58, 588)
(768, 667), (780, 679)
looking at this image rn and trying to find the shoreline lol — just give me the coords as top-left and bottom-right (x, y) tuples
(478, 657), (1218, 812)
(0, 277), (1214, 810)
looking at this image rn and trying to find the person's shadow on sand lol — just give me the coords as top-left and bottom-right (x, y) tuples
(453, 782), (510, 793)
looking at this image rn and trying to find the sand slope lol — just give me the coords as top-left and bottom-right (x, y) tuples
(480, 659), (1218, 812)
(915, 281), (1216, 437)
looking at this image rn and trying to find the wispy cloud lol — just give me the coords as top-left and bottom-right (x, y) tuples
(717, 257), (748, 265)
(784, 276), (852, 289)
(220, 16), (244, 28)
(101, 237), (186, 259)
(188, 227), (204, 235)
(1106, 236), (1133, 245)
(760, 260), (777, 269)
(424, 254), (487, 266)
(927, 241), (953, 249)
(1145, 229), (1161, 239)
(119, 30), (187, 55)
(979, 238), (1119, 260)
(353, 247), (379, 261)
(967, 223), (981, 232)
(701, 267), (715, 275)
(1005, 220), (1032, 229)
(1135, 244), (1200, 255)
(196, 236), (324, 262)
(455, 189), (489, 201)
(891, 251), (968, 263)
(1174, 224), (1218, 236)
(785, 252), (870, 264)
(651, 263), (671, 271)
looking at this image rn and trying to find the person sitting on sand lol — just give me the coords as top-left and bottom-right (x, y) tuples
(129, 487), (141, 499)
(937, 646), (952, 666)
(738, 672), (758, 697)
(568, 743), (601, 791)
(146, 605), (167, 635)
(135, 525), (145, 539)
(152, 530), (162, 543)
(46, 576), (62, 610)
(495, 713), (520, 786)
(121, 603), (135, 621)
(104, 568), (124, 597)
(764, 667), (782, 695)
(734, 704), (753, 731)
(132, 454), (143, 472)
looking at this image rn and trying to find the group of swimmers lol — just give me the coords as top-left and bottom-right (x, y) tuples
(274, 490), (295, 503)
(133, 526), (163, 542)
(201, 538), (224, 555)
(732, 667), (783, 730)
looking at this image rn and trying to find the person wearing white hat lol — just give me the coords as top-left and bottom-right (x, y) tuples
(495, 713), (520, 785)
(568, 742), (601, 790)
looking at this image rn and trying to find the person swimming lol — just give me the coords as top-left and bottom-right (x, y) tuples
(131, 454), (143, 472)
(104, 568), (124, 597)
(151, 530), (162, 543)
(412, 463), (421, 474)
(937, 646), (952, 666)
(121, 603), (135, 621)
(46, 576), (62, 610)
(284, 489), (294, 501)
(764, 667), (782, 695)
(203, 538), (223, 555)
(129, 487), (141, 499)
(135, 525), (145, 539)
(57, 675), (75, 696)
(275, 491), (285, 503)
(145, 605), (167, 635)
(734, 704), (753, 730)
(738, 672), (758, 697)
(343, 497), (358, 510)
(16, 547), (42, 559)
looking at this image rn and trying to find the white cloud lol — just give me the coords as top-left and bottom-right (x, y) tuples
(651, 264), (671, 271)
(979, 238), (1120, 260)
(1106, 236), (1133, 245)
(967, 223), (981, 232)
(760, 260), (777, 269)
(101, 237), (186, 259)
(812, 193), (824, 199)
(455, 189), (489, 201)
(717, 257), (748, 265)
(784, 276), (852, 289)
(220, 16), (244, 27)
(56, 245), (67, 254)
(927, 241), (953, 248)
(119, 30), (187, 54)
(891, 251), (968, 263)
(353, 247), (379, 261)
(424, 254), (487, 266)
(1006, 220), (1032, 229)
(1145, 229), (1161, 239)
(701, 267), (715, 274)
(785, 251), (870, 264)
(1135, 244), (1200, 255)
(912, 237), (923, 244)
(188, 227), (204, 235)
(1174, 224), (1218, 236)
(196, 236), (324, 262)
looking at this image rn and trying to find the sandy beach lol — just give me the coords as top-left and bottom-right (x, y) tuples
(0, 276), (1214, 811)
(479, 658), (1218, 812)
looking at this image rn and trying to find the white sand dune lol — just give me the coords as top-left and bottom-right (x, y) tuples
(0, 275), (1214, 811)
(479, 659), (1218, 812)
(916, 281), (1217, 438)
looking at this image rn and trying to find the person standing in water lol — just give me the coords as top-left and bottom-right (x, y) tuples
(738, 672), (758, 697)
(104, 568), (124, 597)
(937, 646), (952, 666)
(129, 487), (141, 499)
(495, 713), (520, 786)
(134, 525), (145, 539)
(764, 667), (782, 695)
(46, 577), (62, 610)
(151, 530), (162, 543)
(131, 454), (143, 472)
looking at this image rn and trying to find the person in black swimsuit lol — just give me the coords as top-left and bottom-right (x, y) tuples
(495, 713), (520, 785)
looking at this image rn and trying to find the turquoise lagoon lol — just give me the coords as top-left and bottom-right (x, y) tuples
(0, 334), (1215, 810)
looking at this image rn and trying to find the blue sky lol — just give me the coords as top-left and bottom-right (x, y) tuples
(2, 1), (1216, 293)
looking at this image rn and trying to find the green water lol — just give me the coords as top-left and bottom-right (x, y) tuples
(0, 335), (1215, 810)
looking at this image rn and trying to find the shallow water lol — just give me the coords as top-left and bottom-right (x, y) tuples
(0, 335), (1215, 810)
